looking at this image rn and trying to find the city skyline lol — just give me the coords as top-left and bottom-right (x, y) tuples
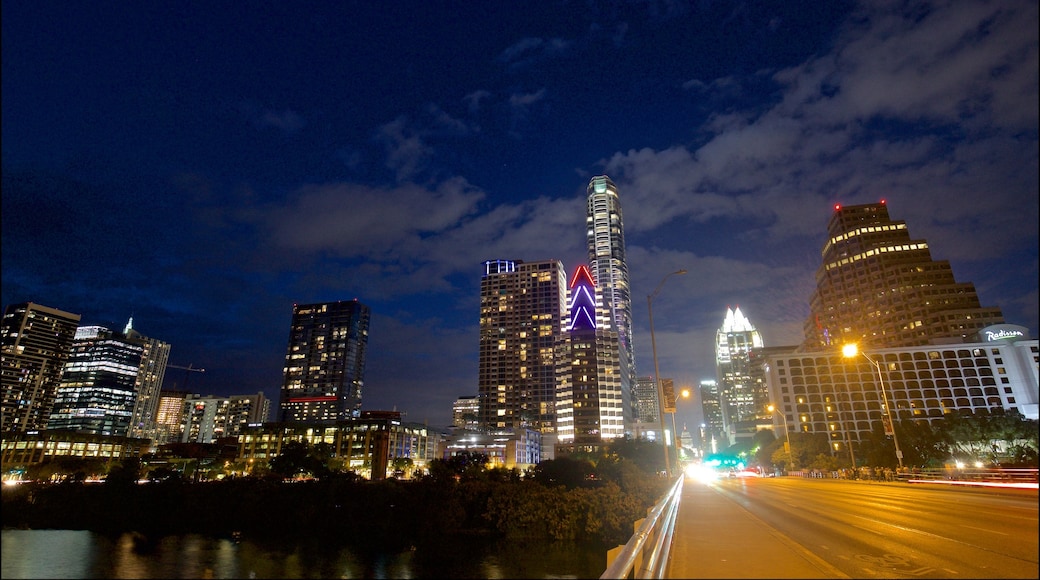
(3, 1), (1037, 430)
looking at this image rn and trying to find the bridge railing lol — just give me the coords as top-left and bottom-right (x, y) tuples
(600, 474), (684, 579)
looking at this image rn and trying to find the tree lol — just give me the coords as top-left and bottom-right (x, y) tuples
(105, 457), (143, 486)
(268, 441), (326, 479)
(531, 457), (596, 488)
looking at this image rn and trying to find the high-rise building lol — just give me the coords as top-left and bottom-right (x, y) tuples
(699, 379), (723, 449)
(760, 201), (1033, 462)
(47, 321), (170, 437)
(1, 303), (82, 433)
(477, 259), (568, 433)
(555, 264), (626, 453)
(804, 201), (1005, 351)
(123, 318), (171, 439)
(452, 395), (480, 429)
(633, 376), (661, 424)
(182, 392), (270, 443)
(715, 307), (765, 433)
(155, 389), (190, 444)
(279, 300), (371, 423)
(586, 175), (636, 426)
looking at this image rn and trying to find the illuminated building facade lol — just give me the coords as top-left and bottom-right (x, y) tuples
(182, 392), (270, 443)
(1, 429), (149, 466)
(764, 330), (1039, 456)
(155, 389), (189, 445)
(122, 318), (171, 439)
(477, 259), (568, 433)
(1, 303), (81, 433)
(47, 321), (171, 438)
(279, 300), (370, 423)
(633, 376), (661, 424)
(237, 411), (433, 480)
(715, 307), (764, 434)
(804, 201), (1005, 351)
(586, 175), (636, 426)
(555, 265), (626, 454)
(452, 395), (480, 429)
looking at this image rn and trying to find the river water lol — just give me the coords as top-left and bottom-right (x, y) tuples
(1, 529), (607, 579)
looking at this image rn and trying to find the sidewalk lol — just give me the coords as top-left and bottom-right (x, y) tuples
(665, 479), (848, 579)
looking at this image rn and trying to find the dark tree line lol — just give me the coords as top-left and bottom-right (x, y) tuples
(2, 437), (672, 548)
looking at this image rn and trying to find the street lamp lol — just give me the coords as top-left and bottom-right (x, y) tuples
(767, 404), (795, 471)
(842, 344), (904, 469)
(648, 268), (687, 476)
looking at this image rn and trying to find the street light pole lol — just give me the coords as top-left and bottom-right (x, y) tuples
(648, 268), (687, 477)
(767, 404), (794, 471)
(842, 345), (904, 469)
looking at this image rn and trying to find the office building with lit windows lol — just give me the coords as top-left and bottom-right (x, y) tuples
(182, 391), (270, 443)
(477, 259), (568, 433)
(47, 320), (170, 438)
(633, 376), (661, 424)
(1, 302), (82, 433)
(555, 265), (627, 454)
(586, 175), (636, 426)
(279, 300), (370, 423)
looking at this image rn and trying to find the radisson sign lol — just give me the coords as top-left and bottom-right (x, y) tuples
(978, 324), (1029, 342)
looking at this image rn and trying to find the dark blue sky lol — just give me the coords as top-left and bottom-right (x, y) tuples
(3, 1), (1037, 430)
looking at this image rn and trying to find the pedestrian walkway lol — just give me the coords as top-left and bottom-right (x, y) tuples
(665, 479), (848, 579)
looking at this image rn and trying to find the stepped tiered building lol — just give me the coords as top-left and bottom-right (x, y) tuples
(804, 201), (1005, 350)
(762, 201), (1037, 464)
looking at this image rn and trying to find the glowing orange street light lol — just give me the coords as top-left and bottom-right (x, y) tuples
(842, 343), (904, 469)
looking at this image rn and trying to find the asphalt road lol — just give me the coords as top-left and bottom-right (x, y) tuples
(704, 476), (1039, 578)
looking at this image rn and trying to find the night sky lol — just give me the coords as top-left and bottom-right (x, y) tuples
(3, 1), (1037, 431)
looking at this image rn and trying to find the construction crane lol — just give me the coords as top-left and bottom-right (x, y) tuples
(166, 363), (205, 391)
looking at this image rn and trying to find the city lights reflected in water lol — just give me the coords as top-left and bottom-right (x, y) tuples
(1, 530), (605, 579)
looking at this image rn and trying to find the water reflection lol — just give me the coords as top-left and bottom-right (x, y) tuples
(1, 530), (604, 579)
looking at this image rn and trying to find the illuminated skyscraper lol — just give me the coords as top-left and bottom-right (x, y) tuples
(804, 201), (1004, 350)
(279, 300), (370, 423)
(585, 175), (635, 426)
(478, 259), (568, 433)
(555, 265), (626, 453)
(1, 303), (81, 433)
(715, 307), (764, 437)
(48, 320), (171, 437)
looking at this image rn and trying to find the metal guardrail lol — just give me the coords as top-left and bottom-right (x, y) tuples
(600, 475), (684, 579)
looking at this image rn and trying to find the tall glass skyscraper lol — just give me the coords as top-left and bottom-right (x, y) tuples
(279, 300), (370, 423)
(478, 259), (568, 433)
(48, 321), (171, 438)
(585, 175), (635, 426)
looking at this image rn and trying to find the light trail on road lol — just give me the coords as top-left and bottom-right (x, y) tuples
(703, 476), (1038, 578)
